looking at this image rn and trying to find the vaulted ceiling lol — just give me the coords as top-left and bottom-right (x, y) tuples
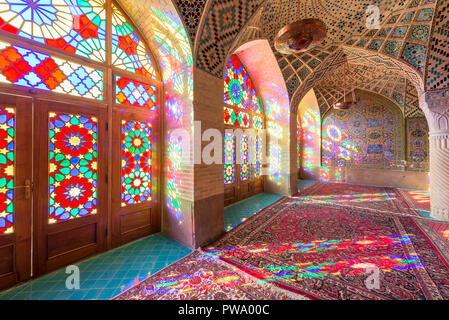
(171, 0), (448, 116)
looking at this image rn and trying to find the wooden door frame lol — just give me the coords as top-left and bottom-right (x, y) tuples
(110, 105), (161, 248)
(33, 99), (108, 276)
(0, 93), (33, 289)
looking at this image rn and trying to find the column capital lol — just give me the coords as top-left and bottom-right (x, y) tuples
(424, 88), (449, 135)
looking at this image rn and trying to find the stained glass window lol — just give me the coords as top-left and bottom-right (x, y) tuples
(121, 121), (152, 206)
(255, 135), (262, 178)
(111, 4), (156, 79)
(0, 40), (104, 100)
(115, 76), (156, 110)
(0, 0), (107, 62)
(224, 55), (262, 114)
(224, 107), (250, 128)
(239, 135), (249, 181)
(0, 107), (14, 235)
(49, 112), (97, 223)
(224, 132), (235, 184)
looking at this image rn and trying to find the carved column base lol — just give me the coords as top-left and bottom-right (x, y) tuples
(429, 135), (449, 221)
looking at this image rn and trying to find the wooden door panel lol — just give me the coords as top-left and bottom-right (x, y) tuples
(33, 99), (107, 275)
(111, 108), (160, 248)
(0, 94), (32, 289)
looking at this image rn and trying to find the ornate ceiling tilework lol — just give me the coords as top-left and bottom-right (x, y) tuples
(196, 0), (264, 77)
(408, 24), (431, 41)
(382, 40), (403, 57)
(415, 8), (434, 21)
(401, 42), (426, 73)
(175, 0), (207, 42)
(425, 0), (449, 90)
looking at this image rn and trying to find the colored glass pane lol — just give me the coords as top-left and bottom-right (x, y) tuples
(0, 107), (14, 235)
(223, 107), (250, 128)
(121, 120), (152, 206)
(0, 0), (107, 62)
(0, 40), (104, 100)
(111, 4), (156, 79)
(255, 134), (262, 178)
(115, 75), (156, 110)
(239, 135), (249, 181)
(253, 115), (263, 129)
(49, 112), (97, 223)
(224, 132), (235, 184)
(224, 55), (262, 114)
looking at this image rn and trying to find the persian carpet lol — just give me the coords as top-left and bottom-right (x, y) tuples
(296, 182), (420, 217)
(114, 250), (308, 300)
(397, 189), (431, 212)
(207, 195), (449, 300)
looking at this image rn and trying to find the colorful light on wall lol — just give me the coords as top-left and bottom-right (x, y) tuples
(0, 106), (14, 235)
(49, 112), (97, 223)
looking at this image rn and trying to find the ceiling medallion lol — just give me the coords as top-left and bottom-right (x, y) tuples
(274, 18), (327, 54)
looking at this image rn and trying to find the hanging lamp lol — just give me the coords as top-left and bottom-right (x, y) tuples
(274, 2), (326, 54)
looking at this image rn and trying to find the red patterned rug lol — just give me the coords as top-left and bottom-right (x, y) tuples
(115, 182), (449, 300)
(114, 250), (307, 300)
(397, 189), (431, 212)
(296, 182), (419, 216)
(207, 197), (449, 299)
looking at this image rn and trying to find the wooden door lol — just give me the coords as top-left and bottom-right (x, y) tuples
(111, 108), (160, 248)
(224, 130), (264, 206)
(33, 99), (107, 275)
(0, 94), (32, 289)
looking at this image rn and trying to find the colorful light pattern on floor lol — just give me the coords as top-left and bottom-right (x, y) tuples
(204, 235), (423, 283)
(286, 192), (397, 205)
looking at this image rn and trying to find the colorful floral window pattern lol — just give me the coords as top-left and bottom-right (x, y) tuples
(49, 112), (97, 223)
(239, 135), (249, 181)
(255, 135), (262, 178)
(253, 115), (263, 130)
(0, 0), (107, 62)
(224, 107), (250, 128)
(0, 40), (104, 100)
(121, 121), (152, 206)
(0, 107), (14, 235)
(115, 76), (156, 110)
(224, 132), (235, 184)
(224, 55), (262, 114)
(111, 4), (156, 79)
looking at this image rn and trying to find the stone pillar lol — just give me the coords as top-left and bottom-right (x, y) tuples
(425, 89), (449, 221)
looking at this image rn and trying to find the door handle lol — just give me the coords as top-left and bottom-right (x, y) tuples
(13, 179), (33, 199)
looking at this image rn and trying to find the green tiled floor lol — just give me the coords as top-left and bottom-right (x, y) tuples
(0, 233), (191, 300)
(224, 193), (283, 231)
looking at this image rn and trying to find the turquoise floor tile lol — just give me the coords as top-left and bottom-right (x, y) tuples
(224, 192), (283, 231)
(0, 233), (191, 300)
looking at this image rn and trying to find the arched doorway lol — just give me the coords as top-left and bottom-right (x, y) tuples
(223, 54), (265, 205)
(0, 0), (162, 289)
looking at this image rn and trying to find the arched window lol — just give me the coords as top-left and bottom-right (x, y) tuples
(223, 54), (264, 205)
(0, 0), (161, 287)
